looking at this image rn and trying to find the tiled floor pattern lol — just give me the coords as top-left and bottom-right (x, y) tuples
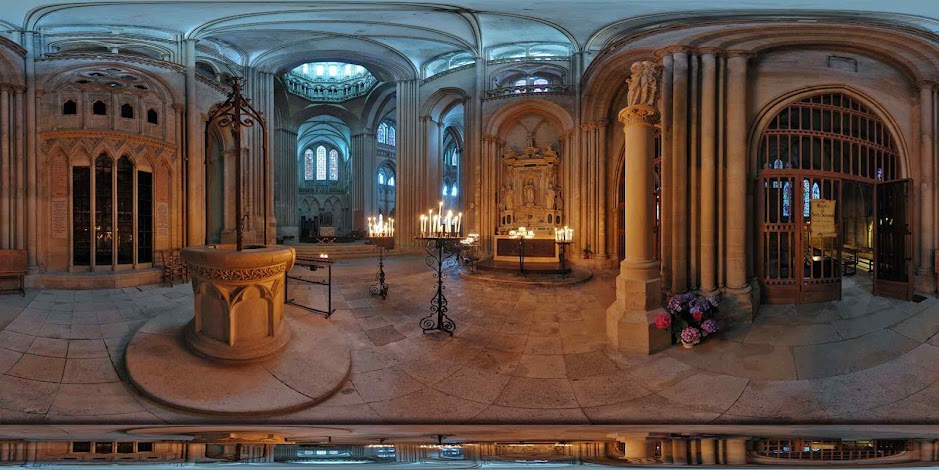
(1, 258), (938, 424)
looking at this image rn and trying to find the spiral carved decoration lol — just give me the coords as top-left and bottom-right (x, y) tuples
(419, 237), (459, 335)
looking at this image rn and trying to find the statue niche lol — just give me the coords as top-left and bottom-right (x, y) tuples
(498, 142), (563, 231)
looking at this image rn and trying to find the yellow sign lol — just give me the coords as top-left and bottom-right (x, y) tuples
(810, 199), (837, 237)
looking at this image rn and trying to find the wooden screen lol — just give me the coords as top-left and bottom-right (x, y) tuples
(757, 93), (901, 303)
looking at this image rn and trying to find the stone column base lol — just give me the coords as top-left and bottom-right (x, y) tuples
(276, 225), (299, 242)
(721, 279), (760, 324)
(606, 275), (671, 355)
(915, 271), (937, 295)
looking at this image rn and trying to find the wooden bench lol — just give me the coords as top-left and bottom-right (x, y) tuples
(0, 249), (27, 296)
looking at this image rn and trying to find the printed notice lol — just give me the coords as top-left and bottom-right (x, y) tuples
(810, 199), (837, 237)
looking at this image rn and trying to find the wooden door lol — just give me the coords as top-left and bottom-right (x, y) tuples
(874, 179), (913, 301)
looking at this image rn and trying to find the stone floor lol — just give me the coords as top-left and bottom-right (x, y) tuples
(1, 257), (938, 424)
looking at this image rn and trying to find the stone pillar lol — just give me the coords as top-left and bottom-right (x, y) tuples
(185, 39), (205, 246)
(606, 102), (671, 355)
(661, 440), (673, 463)
(14, 87), (25, 250)
(700, 438), (717, 465)
(186, 443), (205, 464)
(621, 438), (653, 461)
(671, 440), (688, 465)
(394, 79), (420, 249)
(723, 51), (756, 321)
(725, 439), (747, 465)
(699, 50), (719, 295)
(921, 439), (935, 461)
(274, 127), (298, 239)
(265, 444), (275, 463)
(25, 441), (36, 467)
(1, 84), (9, 249)
(918, 81), (936, 291)
(670, 46), (690, 293)
(689, 439), (700, 464)
(658, 51), (674, 289)
(23, 32), (37, 272)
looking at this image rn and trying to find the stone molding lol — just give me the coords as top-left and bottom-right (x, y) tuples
(37, 52), (187, 74)
(188, 262), (288, 282)
(40, 129), (177, 163)
(725, 49), (756, 60)
(917, 80), (937, 90)
(618, 105), (659, 127)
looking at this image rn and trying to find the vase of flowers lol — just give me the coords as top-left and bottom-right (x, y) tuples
(654, 292), (720, 347)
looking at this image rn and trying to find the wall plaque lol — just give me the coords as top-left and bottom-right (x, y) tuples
(51, 198), (68, 239)
(811, 199), (837, 237)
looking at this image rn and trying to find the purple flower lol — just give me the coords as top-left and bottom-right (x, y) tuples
(701, 319), (719, 334)
(707, 295), (720, 307)
(693, 298), (711, 313)
(680, 327), (701, 343)
(667, 296), (683, 312)
(681, 292), (696, 303)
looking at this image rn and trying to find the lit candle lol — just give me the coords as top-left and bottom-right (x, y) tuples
(420, 215), (426, 237)
(446, 211), (453, 236)
(457, 212), (462, 235)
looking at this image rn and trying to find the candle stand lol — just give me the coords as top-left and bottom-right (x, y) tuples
(556, 241), (573, 279)
(516, 237), (527, 276)
(368, 237), (394, 299)
(417, 236), (459, 335)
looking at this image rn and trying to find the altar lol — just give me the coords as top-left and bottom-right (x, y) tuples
(493, 234), (559, 263)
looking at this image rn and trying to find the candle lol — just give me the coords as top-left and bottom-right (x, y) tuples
(457, 212), (462, 235)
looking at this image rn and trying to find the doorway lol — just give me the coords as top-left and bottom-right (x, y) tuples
(756, 92), (912, 303)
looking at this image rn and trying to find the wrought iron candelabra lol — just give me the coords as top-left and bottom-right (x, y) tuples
(418, 236), (459, 335)
(556, 241), (572, 279)
(368, 237), (393, 299)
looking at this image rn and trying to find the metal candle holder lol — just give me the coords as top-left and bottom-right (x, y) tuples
(556, 241), (573, 279)
(417, 236), (459, 335)
(368, 236), (394, 299)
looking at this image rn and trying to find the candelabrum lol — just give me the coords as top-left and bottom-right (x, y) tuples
(419, 201), (463, 238)
(509, 227), (535, 276)
(368, 236), (394, 299)
(417, 236), (459, 335)
(554, 226), (574, 279)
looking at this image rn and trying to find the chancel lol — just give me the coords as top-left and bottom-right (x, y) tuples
(2, 0), (939, 430)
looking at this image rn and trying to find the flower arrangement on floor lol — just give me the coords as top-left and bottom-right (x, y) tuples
(655, 292), (720, 348)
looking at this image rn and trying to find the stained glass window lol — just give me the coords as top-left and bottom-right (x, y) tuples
(304, 149), (315, 181)
(377, 123), (387, 144)
(442, 184), (448, 196)
(378, 171), (385, 185)
(451, 185), (458, 197)
(782, 181), (791, 217)
(803, 179), (810, 217)
(387, 125), (396, 146)
(387, 176), (395, 186)
(316, 146), (327, 181)
(328, 149), (339, 181)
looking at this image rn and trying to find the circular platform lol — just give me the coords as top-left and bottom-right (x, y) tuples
(459, 266), (592, 286)
(124, 306), (351, 416)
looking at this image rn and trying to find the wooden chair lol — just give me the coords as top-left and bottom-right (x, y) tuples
(158, 249), (188, 287)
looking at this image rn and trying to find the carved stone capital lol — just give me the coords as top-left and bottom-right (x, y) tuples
(35, 89), (46, 98)
(618, 105), (660, 127)
(725, 50), (755, 60)
(696, 47), (723, 57)
(917, 80), (937, 90)
(662, 45), (693, 56)
(172, 103), (185, 112)
(12, 85), (26, 94)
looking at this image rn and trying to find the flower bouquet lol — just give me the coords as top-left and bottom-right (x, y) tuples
(655, 292), (720, 348)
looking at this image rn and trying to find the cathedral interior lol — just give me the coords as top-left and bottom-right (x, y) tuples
(3, 0), (939, 467)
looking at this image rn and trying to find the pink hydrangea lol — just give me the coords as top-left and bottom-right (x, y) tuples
(680, 327), (701, 343)
(701, 319), (719, 334)
(654, 313), (672, 330)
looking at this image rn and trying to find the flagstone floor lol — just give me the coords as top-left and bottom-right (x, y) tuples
(1, 256), (938, 424)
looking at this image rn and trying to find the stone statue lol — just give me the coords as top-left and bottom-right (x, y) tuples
(546, 184), (556, 209)
(526, 132), (536, 149)
(626, 60), (661, 107)
(523, 178), (535, 206)
(555, 186), (564, 211)
(504, 184), (515, 210)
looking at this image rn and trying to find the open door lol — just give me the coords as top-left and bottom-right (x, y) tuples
(874, 179), (913, 301)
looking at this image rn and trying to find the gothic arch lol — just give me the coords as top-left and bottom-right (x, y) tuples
(747, 85), (911, 180)
(484, 98), (574, 137)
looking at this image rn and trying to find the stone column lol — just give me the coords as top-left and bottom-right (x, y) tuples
(621, 438), (654, 461)
(1, 84), (9, 249)
(699, 49), (719, 295)
(15, 87), (25, 250)
(723, 51), (756, 321)
(921, 439), (935, 461)
(274, 127), (298, 239)
(186, 442), (205, 464)
(658, 51), (674, 289)
(725, 439), (747, 465)
(394, 79), (420, 249)
(670, 46), (690, 293)
(661, 440), (673, 464)
(606, 101), (671, 355)
(25, 441), (36, 466)
(700, 438), (717, 465)
(184, 39), (205, 246)
(265, 444), (275, 463)
(671, 440), (688, 465)
(918, 81), (936, 291)
(23, 32), (38, 272)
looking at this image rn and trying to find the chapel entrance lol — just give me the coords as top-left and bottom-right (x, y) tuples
(757, 93), (912, 303)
